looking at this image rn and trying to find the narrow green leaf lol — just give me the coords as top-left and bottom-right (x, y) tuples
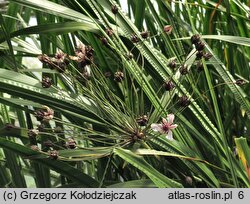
(114, 148), (183, 188)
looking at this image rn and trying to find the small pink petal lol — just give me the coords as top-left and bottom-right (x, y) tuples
(151, 123), (163, 132)
(166, 130), (174, 140)
(167, 113), (175, 124)
(169, 124), (178, 129)
(162, 118), (167, 124)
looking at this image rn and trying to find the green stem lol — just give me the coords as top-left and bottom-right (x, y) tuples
(203, 58), (239, 187)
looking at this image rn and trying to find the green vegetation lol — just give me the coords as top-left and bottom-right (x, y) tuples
(0, 0), (249, 188)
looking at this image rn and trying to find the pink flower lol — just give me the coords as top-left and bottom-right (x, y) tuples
(151, 114), (178, 140)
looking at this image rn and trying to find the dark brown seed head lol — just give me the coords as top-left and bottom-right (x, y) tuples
(126, 52), (134, 60)
(163, 25), (173, 34)
(49, 150), (59, 160)
(235, 79), (247, 86)
(136, 115), (148, 126)
(195, 41), (205, 51)
(75, 43), (86, 54)
(35, 106), (54, 122)
(114, 71), (124, 82)
(42, 77), (52, 88)
(35, 110), (45, 121)
(137, 132), (144, 139)
(132, 130), (145, 141)
(196, 51), (204, 60)
(100, 36), (108, 46)
(73, 44), (94, 68)
(179, 65), (188, 75)
(196, 61), (204, 72)
(85, 46), (94, 56)
(131, 34), (140, 43)
(179, 95), (191, 107)
(106, 28), (114, 37)
(85, 46), (94, 65)
(164, 80), (175, 91)
(111, 5), (118, 14)
(168, 60), (177, 70)
(67, 138), (77, 149)
(140, 31), (150, 39)
(28, 129), (39, 138)
(191, 34), (200, 44)
(203, 52), (212, 60)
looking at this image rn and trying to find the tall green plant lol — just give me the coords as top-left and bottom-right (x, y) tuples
(0, 0), (249, 188)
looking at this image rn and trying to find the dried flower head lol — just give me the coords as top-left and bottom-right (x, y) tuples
(38, 54), (51, 65)
(126, 52), (134, 60)
(100, 36), (108, 46)
(179, 95), (191, 107)
(38, 51), (68, 73)
(179, 65), (188, 75)
(28, 129), (39, 138)
(41, 77), (52, 88)
(105, 28), (114, 37)
(151, 114), (178, 140)
(136, 115), (148, 126)
(195, 41), (205, 51)
(203, 52), (212, 61)
(196, 51), (204, 60)
(163, 25), (173, 34)
(132, 130), (145, 141)
(71, 43), (94, 68)
(164, 80), (175, 91)
(111, 5), (118, 14)
(191, 34), (200, 44)
(67, 138), (77, 149)
(49, 150), (59, 160)
(35, 106), (54, 122)
(140, 31), (150, 39)
(235, 79), (247, 86)
(131, 34), (140, 43)
(55, 50), (67, 61)
(53, 50), (69, 72)
(114, 71), (124, 82)
(168, 60), (177, 70)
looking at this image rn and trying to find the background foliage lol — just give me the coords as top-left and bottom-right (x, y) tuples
(0, 0), (249, 188)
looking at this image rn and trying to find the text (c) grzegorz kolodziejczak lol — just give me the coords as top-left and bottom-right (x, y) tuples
(18, 190), (137, 202)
